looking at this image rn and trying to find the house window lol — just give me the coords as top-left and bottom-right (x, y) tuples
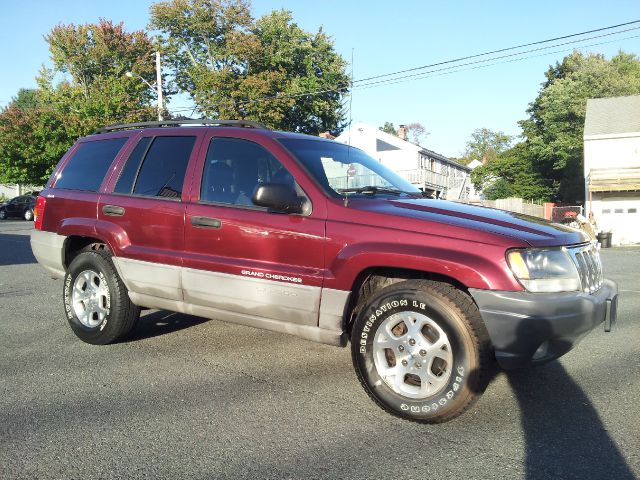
(614, 209), (624, 214)
(602, 209), (611, 214)
(628, 208), (637, 213)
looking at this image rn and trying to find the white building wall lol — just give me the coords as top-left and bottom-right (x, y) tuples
(584, 133), (640, 245)
(584, 134), (640, 174)
(377, 149), (418, 172)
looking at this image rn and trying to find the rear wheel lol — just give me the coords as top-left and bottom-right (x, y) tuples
(351, 279), (492, 423)
(63, 250), (139, 345)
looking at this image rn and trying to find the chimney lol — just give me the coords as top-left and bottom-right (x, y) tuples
(398, 124), (407, 141)
(319, 131), (335, 140)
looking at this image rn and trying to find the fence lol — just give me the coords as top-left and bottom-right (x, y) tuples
(0, 184), (43, 200)
(455, 197), (545, 219)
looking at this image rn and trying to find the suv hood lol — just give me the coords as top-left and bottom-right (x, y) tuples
(351, 198), (589, 247)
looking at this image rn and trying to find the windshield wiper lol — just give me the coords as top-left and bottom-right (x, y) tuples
(337, 186), (406, 196)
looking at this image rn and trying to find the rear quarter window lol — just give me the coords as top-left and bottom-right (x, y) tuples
(54, 137), (128, 191)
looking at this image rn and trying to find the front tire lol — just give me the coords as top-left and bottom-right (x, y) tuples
(351, 279), (492, 423)
(63, 250), (140, 345)
(24, 209), (33, 221)
(0, 209), (6, 220)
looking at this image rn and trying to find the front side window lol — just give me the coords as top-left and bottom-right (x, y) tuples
(125, 136), (195, 199)
(55, 137), (128, 191)
(201, 137), (300, 207)
(279, 138), (420, 198)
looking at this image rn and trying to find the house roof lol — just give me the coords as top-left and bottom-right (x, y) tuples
(584, 95), (640, 137)
(335, 123), (470, 171)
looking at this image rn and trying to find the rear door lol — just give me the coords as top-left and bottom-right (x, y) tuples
(182, 132), (326, 327)
(98, 132), (203, 302)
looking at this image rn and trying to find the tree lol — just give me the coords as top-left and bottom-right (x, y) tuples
(470, 143), (555, 201)
(149, 0), (349, 134)
(0, 20), (160, 185)
(404, 122), (428, 145)
(459, 128), (513, 165)
(379, 121), (397, 136)
(520, 51), (640, 201)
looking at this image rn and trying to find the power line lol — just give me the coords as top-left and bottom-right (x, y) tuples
(353, 27), (640, 90)
(353, 19), (640, 84)
(354, 34), (640, 91)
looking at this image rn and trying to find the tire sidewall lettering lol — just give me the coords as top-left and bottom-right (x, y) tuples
(358, 299), (408, 353)
(355, 290), (472, 419)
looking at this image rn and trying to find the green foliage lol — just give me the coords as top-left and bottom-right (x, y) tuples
(379, 122), (398, 136)
(0, 20), (159, 185)
(150, 0), (349, 134)
(459, 128), (513, 165)
(471, 143), (555, 201)
(11, 89), (39, 109)
(520, 51), (640, 201)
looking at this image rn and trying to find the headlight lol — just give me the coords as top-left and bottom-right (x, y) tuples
(507, 248), (580, 293)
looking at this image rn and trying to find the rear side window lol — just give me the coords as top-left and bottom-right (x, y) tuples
(114, 136), (196, 198)
(55, 137), (128, 191)
(114, 137), (153, 194)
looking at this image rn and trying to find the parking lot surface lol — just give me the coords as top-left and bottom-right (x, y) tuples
(1, 220), (639, 479)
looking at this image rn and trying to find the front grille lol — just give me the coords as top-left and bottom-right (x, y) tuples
(568, 242), (604, 294)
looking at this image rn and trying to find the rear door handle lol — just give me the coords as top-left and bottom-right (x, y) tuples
(191, 216), (222, 229)
(102, 205), (125, 216)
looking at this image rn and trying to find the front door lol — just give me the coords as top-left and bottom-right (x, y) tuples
(182, 134), (326, 327)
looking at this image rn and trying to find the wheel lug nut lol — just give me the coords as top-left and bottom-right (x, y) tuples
(398, 345), (405, 352)
(420, 350), (427, 356)
(401, 360), (408, 366)
(409, 339), (416, 346)
(415, 363), (421, 368)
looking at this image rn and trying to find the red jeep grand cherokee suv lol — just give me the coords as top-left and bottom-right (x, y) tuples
(31, 120), (618, 423)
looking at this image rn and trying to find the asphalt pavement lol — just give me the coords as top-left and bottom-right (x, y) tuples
(1, 220), (638, 479)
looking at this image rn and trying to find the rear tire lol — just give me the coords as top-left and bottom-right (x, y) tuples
(63, 250), (139, 345)
(351, 279), (492, 423)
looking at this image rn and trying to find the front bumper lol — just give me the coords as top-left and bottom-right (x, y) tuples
(469, 279), (618, 369)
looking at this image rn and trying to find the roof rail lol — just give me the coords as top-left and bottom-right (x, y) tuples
(94, 119), (268, 134)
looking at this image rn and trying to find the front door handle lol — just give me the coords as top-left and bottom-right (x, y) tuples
(103, 205), (125, 216)
(191, 216), (222, 229)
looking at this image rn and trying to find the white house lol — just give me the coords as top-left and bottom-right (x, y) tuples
(334, 123), (471, 200)
(584, 95), (640, 245)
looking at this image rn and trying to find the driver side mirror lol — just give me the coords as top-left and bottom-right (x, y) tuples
(252, 183), (303, 214)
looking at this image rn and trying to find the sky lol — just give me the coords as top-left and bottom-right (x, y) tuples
(0, 0), (638, 157)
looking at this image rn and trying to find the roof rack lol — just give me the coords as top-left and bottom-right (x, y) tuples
(94, 119), (268, 134)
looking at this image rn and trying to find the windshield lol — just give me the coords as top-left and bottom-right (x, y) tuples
(279, 138), (421, 198)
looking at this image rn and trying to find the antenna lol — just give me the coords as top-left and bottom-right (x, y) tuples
(344, 48), (355, 207)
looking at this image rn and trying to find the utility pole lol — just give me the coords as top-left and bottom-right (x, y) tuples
(155, 51), (163, 121)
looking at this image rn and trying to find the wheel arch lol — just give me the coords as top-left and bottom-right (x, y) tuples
(343, 266), (472, 334)
(63, 235), (112, 271)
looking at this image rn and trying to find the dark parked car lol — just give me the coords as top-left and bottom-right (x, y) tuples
(0, 193), (38, 220)
(30, 120), (618, 424)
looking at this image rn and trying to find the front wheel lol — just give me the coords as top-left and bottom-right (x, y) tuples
(24, 209), (33, 221)
(63, 250), (140, 345)
(0, 209), (6, 220)
(351, 279), (492, 423)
